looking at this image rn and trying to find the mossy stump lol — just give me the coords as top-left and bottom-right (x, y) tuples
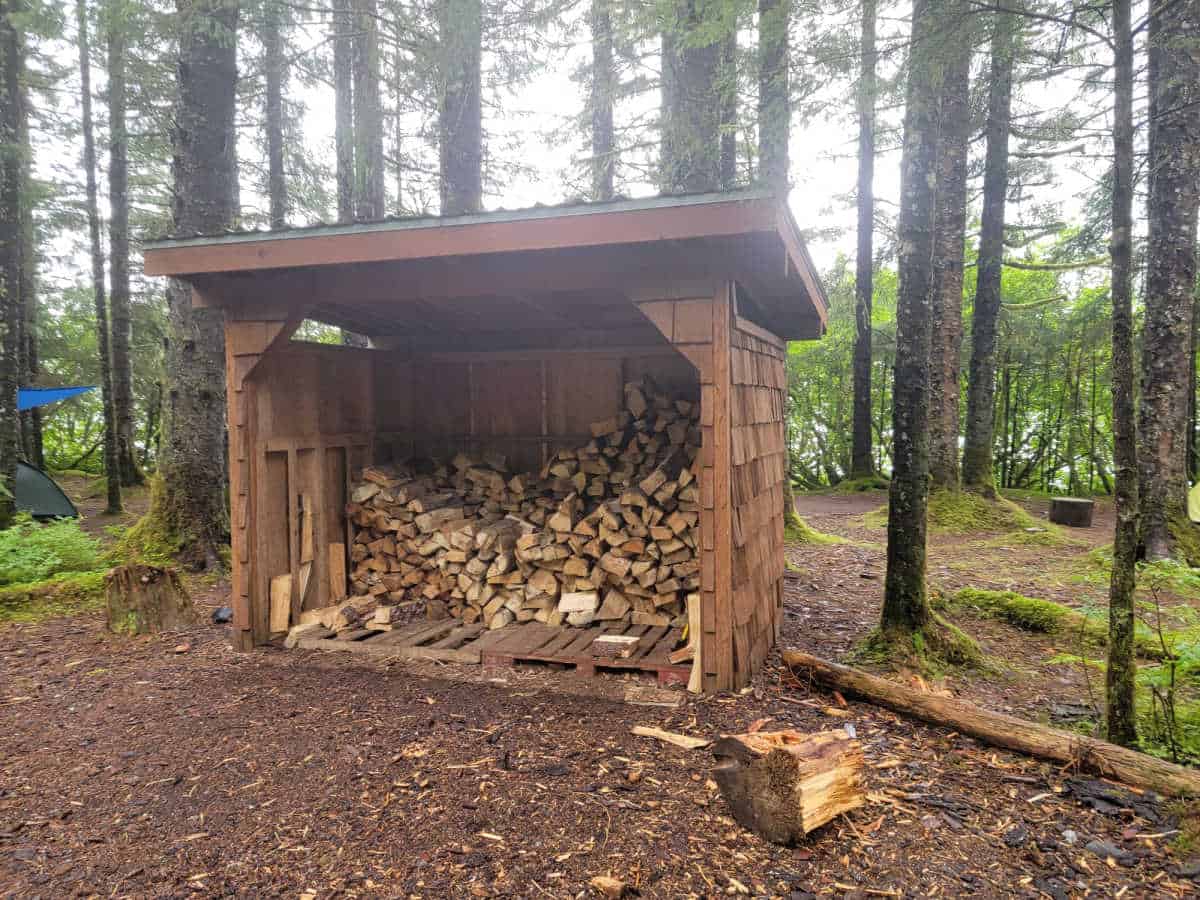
(1049, 497), (1094, 528)
(105, 565), (196, 635)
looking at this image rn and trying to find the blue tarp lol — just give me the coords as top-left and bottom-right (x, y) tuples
(17, 386), (96, 411)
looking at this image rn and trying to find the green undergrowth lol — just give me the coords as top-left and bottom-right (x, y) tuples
(0, 514), (103, 585)
(860, 490), (1065, 540)
(784, 516), (845, 545)
(0, 571), (106, 625)
(945, 587), (1169, 659)
(1169, 516), (1200, 568)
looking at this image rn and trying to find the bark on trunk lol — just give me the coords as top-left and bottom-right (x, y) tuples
(850, 0), (875, 480)
(352, 0), (384, 219)
(756, 0), (788, 193)
(661, 0), (720, 193)
(1139, 0), (1200, 560)
(928, 2), (971, 491)
(106, 4), (140, 486)
(961, 6), (1017, 493)
(156, 0), (238, 569)
(783, 651), (1200, 798)
(16, 66), (38, 470)
(718, 28), (737, 190)
(590, 0), (614, 200)
(263, 0), (286, 227)
(332, 0), (354, 223)
(1107, 0), (1138, 748)
(438, 0), (483, 215)
(881, 0), (940, 636)
(78, 0), (122, 515)
(0, 0), (21, 528)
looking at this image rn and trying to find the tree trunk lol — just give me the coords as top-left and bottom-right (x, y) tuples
(332, 0), (354, 223)
(0, 0), (22, 529)
(928, 2), (971, 491)
(155, 0), (239, 569)
(660, 0), (720, 193)
(961, 6), (1017, 493)
(78, 0), (122, 516)
(1107, 0), (1138, 748)
(106, 3), (139, 486)
(438, 0), (483, 215)
(105, 565), (196, 634)
(881, 0), (940, 637)
(590, 0), (615, 200)
(352, 0), (384, 219)
(850, 0), (875, 480)
(16, 66), (39, 470)
(1138, 0), (1200, 560)
(718, 28), (736, 190)
(757, 0), (788, 192)
(263, 0), (287, 227)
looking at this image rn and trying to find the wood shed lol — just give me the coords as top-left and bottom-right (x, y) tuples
(143, 190), (827, 692)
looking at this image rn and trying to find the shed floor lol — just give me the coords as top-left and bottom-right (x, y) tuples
(293, 618), (690, 685)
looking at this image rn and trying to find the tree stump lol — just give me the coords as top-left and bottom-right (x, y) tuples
(1049, 497), (1094, 528)
(105, 565), (197, 635)
(711, 729), (865, 844)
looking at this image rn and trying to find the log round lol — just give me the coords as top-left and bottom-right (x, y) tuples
(105, 565), (196, 635)
(782, 650), (1200, 798)
(1049, 496), (1095, 527)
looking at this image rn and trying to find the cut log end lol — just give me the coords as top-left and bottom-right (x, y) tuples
(712, 729), (865, 844)
(1049, 497), (1095, 528)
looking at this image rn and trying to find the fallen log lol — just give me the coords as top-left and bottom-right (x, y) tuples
(712, 730), (864, 844)
(782, 650), (1200, 798)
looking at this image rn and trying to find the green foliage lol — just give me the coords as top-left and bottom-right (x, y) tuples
(0, 571), (107, 626)
(0, 514), (103, 586)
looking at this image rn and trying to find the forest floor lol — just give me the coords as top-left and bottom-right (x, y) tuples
(0, 482), (1198, 897)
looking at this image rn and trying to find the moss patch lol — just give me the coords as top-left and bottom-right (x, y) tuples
(114, 476), (182, 566)
(834, 475), (890, 493)
(927, 490), (1051, 534)
(857, 613), (987, 674)
(1169, 515), (1200, 568)
(784, 516), (845, 545)
(0, 571), (107, 626)
(947, 587), (1166, 659)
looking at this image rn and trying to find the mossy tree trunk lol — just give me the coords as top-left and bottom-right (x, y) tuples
(850, 0), (875, 481)
(352, 0), (384, 220)
(590, 0), (615, 200)
(332, 0), (354, 223)
(1138, 0), (1200, 561)
(660, 0), (721, 194)
(881, 0), (939, 638)
(1106, 0), (1138, 748)
(263, 0), (287, 228)
(962, 5), (1017, 495)
(756, 0), (789, 194)
(152, 0), (238, 570)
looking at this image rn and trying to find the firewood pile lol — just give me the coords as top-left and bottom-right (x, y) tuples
(339, 380), (701, 634)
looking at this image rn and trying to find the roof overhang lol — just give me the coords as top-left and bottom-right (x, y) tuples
(143, 190), (828, 340)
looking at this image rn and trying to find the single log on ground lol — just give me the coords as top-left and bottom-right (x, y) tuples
(105, 565), (196, 635)
(1049, 496), (1095, 527)
(782, 650), (1200, 798)
(712, 729), (865, 844)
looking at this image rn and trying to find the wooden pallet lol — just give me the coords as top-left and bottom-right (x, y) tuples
(294, 618), (491, 663)
(294, 619), (691, 685)
(479, 621), (690, 686)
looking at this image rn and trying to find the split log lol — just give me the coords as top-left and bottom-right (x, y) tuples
(1049, 496), (1094, 527)
(712, 730), (865, 843)
(105, 565), (196, 635)
(782, 650), (1200, 798)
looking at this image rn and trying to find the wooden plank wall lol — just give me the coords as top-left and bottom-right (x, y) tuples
(633, 283), (787, 691)
(246, 343), (375, 643)
(729, 312), (788, 688)
(372, 347), (697, 474)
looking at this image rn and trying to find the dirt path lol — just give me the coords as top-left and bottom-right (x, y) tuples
(0, 487), (1195, 896)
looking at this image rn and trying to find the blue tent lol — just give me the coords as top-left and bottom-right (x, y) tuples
(18, 386), (95, 411)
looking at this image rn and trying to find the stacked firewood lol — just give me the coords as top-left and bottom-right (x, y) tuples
(341, 380), (701, 631)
